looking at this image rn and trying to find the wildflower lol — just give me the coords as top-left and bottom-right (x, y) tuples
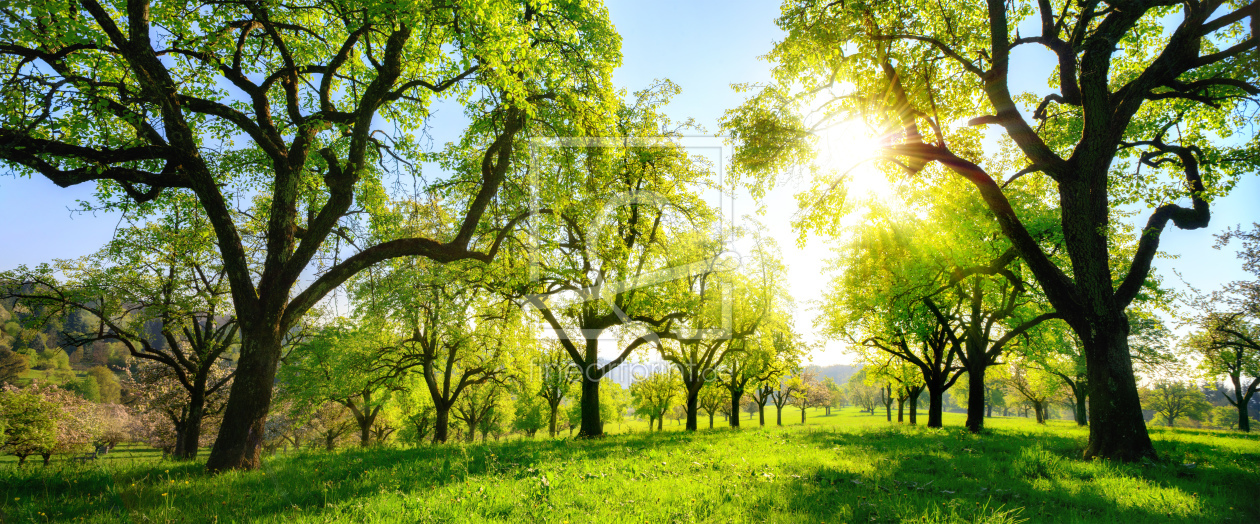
(161, 493), (168, 497)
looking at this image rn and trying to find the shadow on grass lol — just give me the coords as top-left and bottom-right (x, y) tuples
(771, 424), (1260, 523)
(2, 430), (699, 522)
(5, 425), (1257, 523)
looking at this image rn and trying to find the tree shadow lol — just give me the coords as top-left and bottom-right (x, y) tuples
(10, 431), (700, 522)
(773, 425), (1260, 523)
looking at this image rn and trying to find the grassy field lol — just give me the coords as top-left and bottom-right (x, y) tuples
(2, 408), (1258, 523)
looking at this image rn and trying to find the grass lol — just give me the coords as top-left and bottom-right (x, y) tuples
(2, 408), (1258, 523)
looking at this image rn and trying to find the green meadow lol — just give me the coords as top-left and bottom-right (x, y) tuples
(4, 408), (1257, 523)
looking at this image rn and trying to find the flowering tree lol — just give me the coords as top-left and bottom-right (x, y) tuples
(0, 384), (99, 465)
(122, 361), (229, 457)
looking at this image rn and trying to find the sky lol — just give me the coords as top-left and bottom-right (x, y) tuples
(1, 1), (1258, 366)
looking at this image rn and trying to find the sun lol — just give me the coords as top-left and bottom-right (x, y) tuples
(813, 120), (895, 203)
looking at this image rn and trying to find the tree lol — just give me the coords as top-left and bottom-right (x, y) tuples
(307, 402), (355, 451)
(534, 343), (577, 437)
(770, 372), (803, 425)
(0, 0), (618, 471)
(357, 258), (523, 444)
(87, 366), (121, 404)
(1141, 381), (1211, 427)
(0, 383), (99, 465)
(395, 377), (435, 447)
(522, 84), (715, 438)
(0, 348), (28, 386)
(1028, 320), (1090, 426)
(1005, 362), (1061, 424)
(871, 358), (924, 423)
(697, 382), (726, 429)
(791, 371), (829, 424)
(730, 0), (1260, 462)
(820, 209), (972, 428)
(719, 328), (801, 428)
(453, 382), (506, 442)
(658, 238), (784, 432)
(600, 380), (629, 432)
(2, 203), (240, 460)
(847, 369), (881, 415)
(281, 319), (412, 447)
(1184, 224), (1260, 432)
(512, 391), (547, 438)
(0, 384), (59, 465)
(631, 368), (681, 431)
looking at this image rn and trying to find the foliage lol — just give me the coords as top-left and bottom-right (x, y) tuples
(630, 368), (681, 430)
(1140, 382), (1211, 428)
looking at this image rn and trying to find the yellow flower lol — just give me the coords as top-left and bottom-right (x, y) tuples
(161, 493), (168, 497)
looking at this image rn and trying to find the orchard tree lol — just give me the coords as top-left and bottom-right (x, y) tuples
(791, 371), (829, 423)
(697, 382), (726, 429)
(0, 348), (29, 386)
(1141, 381), (1211, 427)
(1, 201), (239, 460)
(871, 357), (924, 423)
(729, 0), (1260, 461)
(847, 369), (881, 415)
(280, 319), (416, 447)
(1183, 224), (1260, 431)
(520, 83), (716, 438)
(0, 0), (618, 471)
(1006, 362), (1061, 424)
(1028, 321), (1091, 426)
(0, 384), (99, 465)
(630, 368), (681, 431)
(534, 342), (577, 437)
(453, 381), (506, 442)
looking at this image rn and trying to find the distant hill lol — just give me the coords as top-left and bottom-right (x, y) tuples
(806, 363), (861, 384)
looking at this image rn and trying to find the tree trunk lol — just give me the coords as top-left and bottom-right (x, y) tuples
(801, 406), (806, 424)
(885, 401), (892, 422)
(172, 425), (187, 461)
(965, 366), (986, 433)
(1073, 386), (1089, 426)
(684, 388), (699, 432)
(1230, 375), (1251, 432)
(325, 431), (337, 451)
(176, 412), (202, 460)
(708, 411), (714, 428)
(729, 389), (742, 428)
(1080, 318), (1156, 461)
(578, 377), (603, 438)
(926, 386), (944, 428)
(359, 418), (373, 446)
(548, 404), (559, 438)
(173, 389), (205, 460)
(206, 332), (281, 472)
(433, 406), (451, 443)
(1034, 401), (1045, 424)
(897, 397), (905, 422)
(657, 416), (663, 431)
(775, 404), (783, 426)
(758, 404), (765, 426)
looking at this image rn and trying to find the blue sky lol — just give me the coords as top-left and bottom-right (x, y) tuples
(1, 1), (1256, 364)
